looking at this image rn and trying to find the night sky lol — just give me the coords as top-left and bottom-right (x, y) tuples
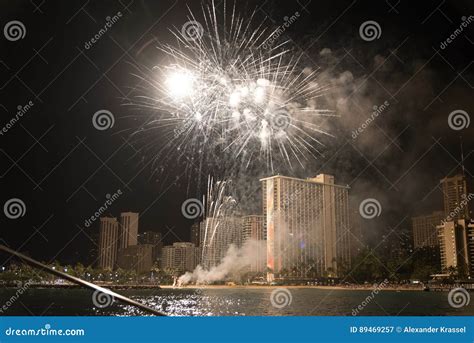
(0, 0), (473, 265)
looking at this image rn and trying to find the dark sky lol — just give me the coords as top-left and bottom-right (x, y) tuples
(0, 0), (473, 265)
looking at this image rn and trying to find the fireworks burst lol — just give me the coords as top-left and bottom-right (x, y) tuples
(131, 1), (334, 174)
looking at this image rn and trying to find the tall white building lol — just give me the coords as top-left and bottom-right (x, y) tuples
(437, 219), (473, 276)
(161, 242), (199, 272)
(119, 212), (138, 249)
(98, 217), (119, 270)
(261, 174), (351, 280)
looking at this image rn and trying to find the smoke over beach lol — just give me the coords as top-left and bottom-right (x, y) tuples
(178, 239), (266, 285)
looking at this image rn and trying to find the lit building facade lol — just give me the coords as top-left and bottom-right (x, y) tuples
(261, 174), (351, 280)
(98, 217), (119, 270)
(161, 242), (199, 272)
(119, 212), (139, 249)
(437, 219), (474, 276)
(440, 175), (470, 220)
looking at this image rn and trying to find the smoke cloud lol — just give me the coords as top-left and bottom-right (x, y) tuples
(178, 239), (266, 285)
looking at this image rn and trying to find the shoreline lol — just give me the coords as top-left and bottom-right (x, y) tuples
(160, 285), (423, 291)
(1, 283), (425, 291)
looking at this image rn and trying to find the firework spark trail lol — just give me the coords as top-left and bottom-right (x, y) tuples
(131, 0), (334, 175)
(201, 176), (237, 267)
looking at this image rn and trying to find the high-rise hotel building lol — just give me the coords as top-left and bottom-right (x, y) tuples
(119, 212), (139, 249)
(261, 174), (351, 279)
(98, 212), (139, 270)
(98, 217), (119, 270)
(437, 174), (474, 276)
(440, 174), (470, 220)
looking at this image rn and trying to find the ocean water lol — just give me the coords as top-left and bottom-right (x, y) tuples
(1, 287), (473, 316)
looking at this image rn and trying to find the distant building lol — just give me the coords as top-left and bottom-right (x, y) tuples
(117, 244), (153, 273)
(350, 208), (366, 258)
(412, 211), (445, 248)
(98, 217), (119, 270)
(440, 175), (470, 220)
(261, 174), (351, 280)
(242, 215), (266, 272)
(119, 212), (139, 249)
(190, 222), (200, 247)
(200, 217), (243, 269)
(161, 242), (199, 272)
(138, 231), (163, 262)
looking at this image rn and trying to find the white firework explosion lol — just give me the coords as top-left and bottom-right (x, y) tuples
(131, 1), (334, 173)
